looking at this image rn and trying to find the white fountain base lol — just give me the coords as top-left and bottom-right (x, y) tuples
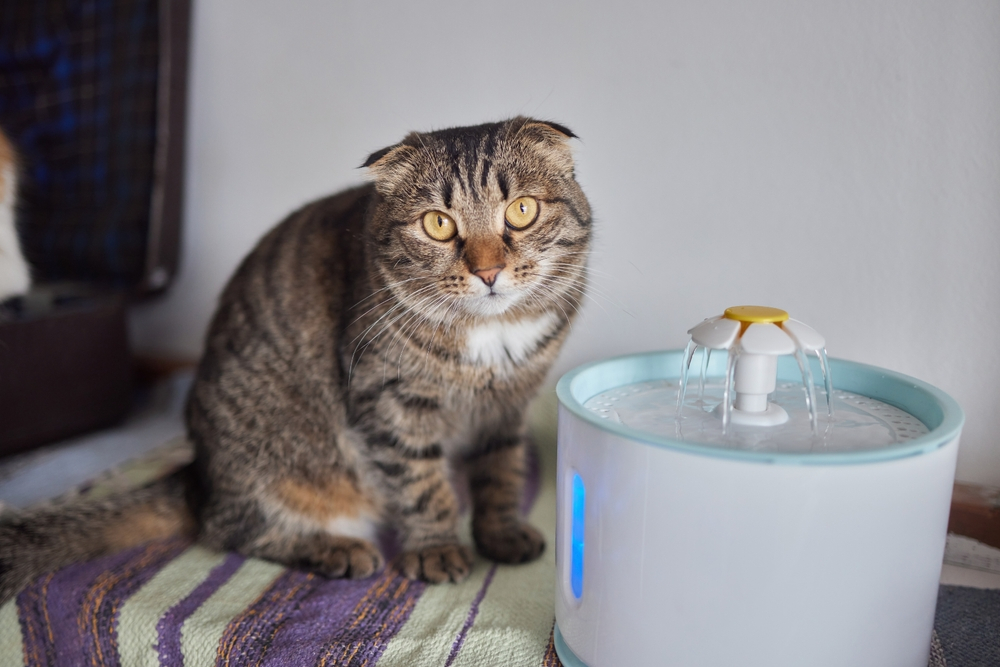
(712, 401), (789, 426)
(555, 350), (964, 667)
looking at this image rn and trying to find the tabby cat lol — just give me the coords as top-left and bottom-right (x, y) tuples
(0, 127), (30, 302)
(0, 117), (591, 600)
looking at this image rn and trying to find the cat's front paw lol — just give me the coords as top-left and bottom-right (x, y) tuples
(298, 536), (384, 579)
(474, 520), (546, 564)
(398, 543), (474, 583)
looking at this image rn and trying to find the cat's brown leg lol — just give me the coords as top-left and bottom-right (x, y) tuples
(466, 436), (545, 564)
(351, 375), (474, 583)
(369, 452), (473, 583)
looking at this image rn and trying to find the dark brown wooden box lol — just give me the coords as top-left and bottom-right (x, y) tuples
(0, 287), (132, 458)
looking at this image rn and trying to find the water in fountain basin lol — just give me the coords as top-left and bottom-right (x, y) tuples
(678, 340), (834, 432)
(583, 380), (928, 454)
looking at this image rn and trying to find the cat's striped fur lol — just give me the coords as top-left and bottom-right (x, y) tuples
(0, 117), (590, 599)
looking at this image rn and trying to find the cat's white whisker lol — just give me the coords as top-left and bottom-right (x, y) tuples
(350, 275), (433, 311)
(351, 283), (438, 345)
(348, 284), (442, 382)
(360, 290), (440, 358)
(385, 293), (452, 381)
(348, 280), (435, 330)
(525, 273), (619, 320)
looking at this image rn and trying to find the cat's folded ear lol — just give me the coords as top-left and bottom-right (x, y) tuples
(361, 142), (420, 193)
(525, 120), (577, 140)
(513, 117), (579, 174)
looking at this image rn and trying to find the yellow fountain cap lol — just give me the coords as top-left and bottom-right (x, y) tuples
(723, 306), (789, 324)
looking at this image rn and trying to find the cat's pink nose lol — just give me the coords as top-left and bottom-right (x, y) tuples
(473, 265), (504, 287)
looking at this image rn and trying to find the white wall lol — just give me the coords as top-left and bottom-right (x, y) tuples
(131, 0), (1000, 485)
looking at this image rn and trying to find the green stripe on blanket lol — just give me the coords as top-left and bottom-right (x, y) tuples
(180, 558), (285, 665)
(0, 596), (22, 665)
(117, 546), (228, 667)
(376, 559), (493, 666)
(450, 478), (557, 667)
(377, 471), (558, 667)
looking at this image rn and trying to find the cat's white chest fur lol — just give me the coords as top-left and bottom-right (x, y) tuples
(463, 311), (558, 369)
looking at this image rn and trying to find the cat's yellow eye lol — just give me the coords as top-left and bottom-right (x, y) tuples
(505, 196), (539, 229)
(422, 211), (458, 241)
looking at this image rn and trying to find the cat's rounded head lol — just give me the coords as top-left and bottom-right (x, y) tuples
(362, 117), (591, 321)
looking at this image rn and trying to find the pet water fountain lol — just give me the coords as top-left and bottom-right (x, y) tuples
(554, 306), (963, 667)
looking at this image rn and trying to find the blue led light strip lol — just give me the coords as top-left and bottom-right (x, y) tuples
(571, 472), (585, 599)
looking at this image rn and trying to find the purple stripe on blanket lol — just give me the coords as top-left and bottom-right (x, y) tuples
(156, 552), (244, 666)
(17, 572), (59, 667)
(81, 539), (191, 667)
(444, 564), (498, 667)
(542, 622), (563, 667)
(18, 538), (190, 667)
(214, 568), (321, 666)
(257, 573), (392, 667)
(312, 567), (427, 667)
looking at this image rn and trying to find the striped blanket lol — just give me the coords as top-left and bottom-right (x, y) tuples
(0, 446), (562, 666)
(1, 420), (995, 665)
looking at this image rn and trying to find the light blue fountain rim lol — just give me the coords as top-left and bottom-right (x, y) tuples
(556, 350), (965, 466)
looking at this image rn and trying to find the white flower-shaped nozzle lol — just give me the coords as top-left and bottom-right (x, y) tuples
(686, 306), (826, 427)
(689, 306), (824, 354)
(688, 316), (740, 349)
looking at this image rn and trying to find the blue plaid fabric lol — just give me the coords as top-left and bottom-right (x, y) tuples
(0, 0), (160, 287)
